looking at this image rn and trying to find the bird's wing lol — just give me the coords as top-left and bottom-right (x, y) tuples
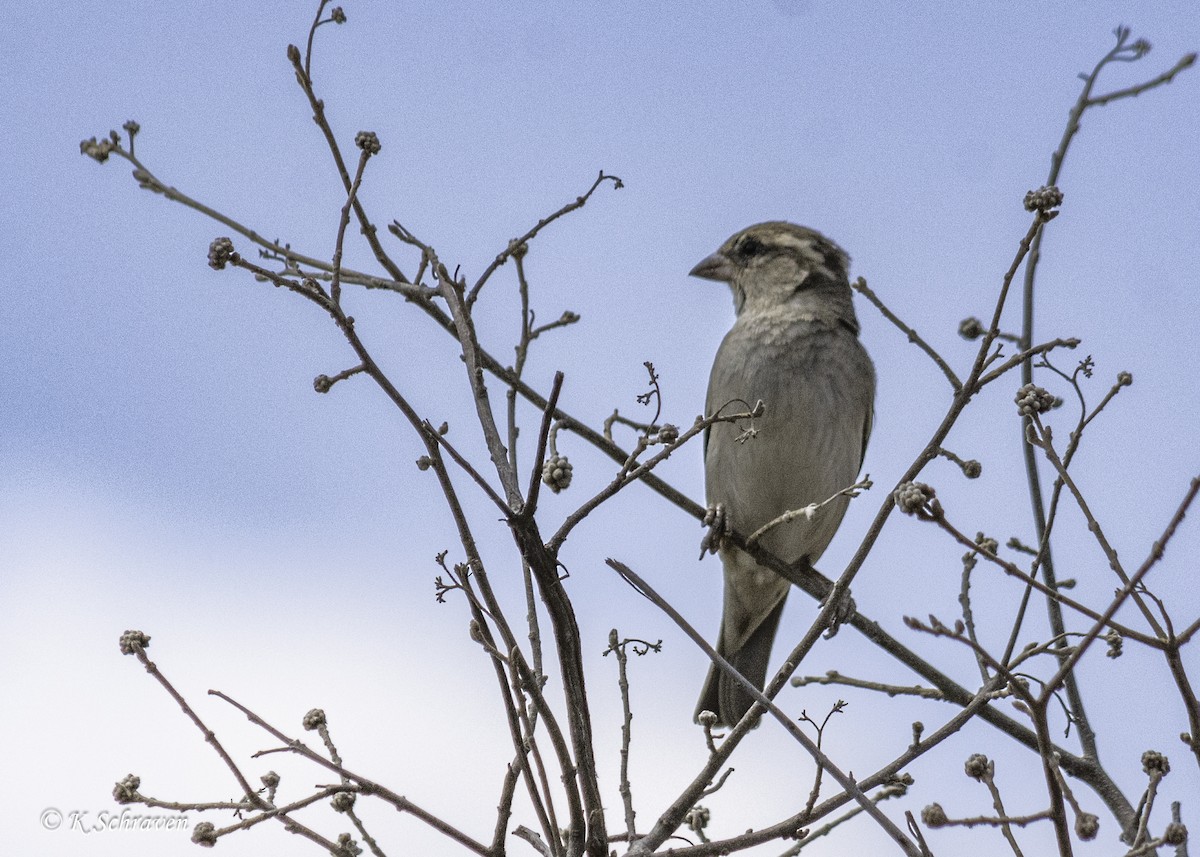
(859, 398), (874, 471)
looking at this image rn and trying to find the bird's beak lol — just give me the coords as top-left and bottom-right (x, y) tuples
(689, 251), (735, 283)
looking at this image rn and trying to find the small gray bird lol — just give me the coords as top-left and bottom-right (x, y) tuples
(691, 222), (875, 726)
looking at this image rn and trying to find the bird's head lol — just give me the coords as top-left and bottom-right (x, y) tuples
(690, 222), (856, 325)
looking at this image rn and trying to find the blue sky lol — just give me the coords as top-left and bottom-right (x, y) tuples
(2, 3), (1198, 855)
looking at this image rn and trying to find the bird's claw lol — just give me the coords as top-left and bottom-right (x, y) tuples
(699, 503), (728, 559)
(819, 587), (856, 638)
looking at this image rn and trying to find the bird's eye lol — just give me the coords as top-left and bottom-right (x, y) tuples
(737, 236), (762, 258)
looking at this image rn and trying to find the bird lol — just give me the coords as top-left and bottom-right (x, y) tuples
(691, 221), (875, 726)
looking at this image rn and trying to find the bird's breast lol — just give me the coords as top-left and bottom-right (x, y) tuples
(704, 313), (874, 564)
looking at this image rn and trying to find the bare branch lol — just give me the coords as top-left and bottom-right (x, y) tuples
(330, 144), (373, 305)
(853, 277), (962, 391)
(792, 670), (947, 700)
(747, 477), (872, 546)
(211, 690), (492, 855)
(468, 171), (623, 304)
(120, 637), (267, 812)
(1042, 476), (1200, 701)
(1088, 51), (1197, 107)
(976, 337), (1081, 388)
(1026, 417), (1165, 637)
(286, 44), (408, 284)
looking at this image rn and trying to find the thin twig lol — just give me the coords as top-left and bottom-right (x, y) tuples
(124, 641), (267, 811)
(1087, 52), (1197, 107)
(800, 702), (847, 819)
(791, 670), (946, 700)
(746, 477), (872, 546)
(929, 505), (1157, 648)
(211, 690), (491, 855)
(779, 778), (913, 856)
(421, 420), (512, 515)
(606, 632), (640, 843)
(1027, 417), (1165, 637)
(933, 810), (1051, 830)
(286, 44), (409, 284)
(171, 786), (351, 842)
(960, 547), (993, 684)
(547, 403), (761, 553)
(853, 277), (962, 391)
(434, 258), (524, 509)
(1041, 476), (1199, 701)
(503, 250), (547, 683)
(302, 0), (330, 80)
(505, 650), (564, 856)
(976, 337), (1080, 388)
(980, 765), (1028, 857)
(468, 171), (623, 304)
(521, 372), (565, 520)
(330, 148), (371, 305)
(514, 826), (553, 857)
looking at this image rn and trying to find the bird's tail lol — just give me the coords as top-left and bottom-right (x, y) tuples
(694, 595), (788, 726)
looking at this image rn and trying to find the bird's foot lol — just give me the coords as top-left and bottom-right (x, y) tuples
(699, 503), (728, 559)
(819, 586), (857, 639)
